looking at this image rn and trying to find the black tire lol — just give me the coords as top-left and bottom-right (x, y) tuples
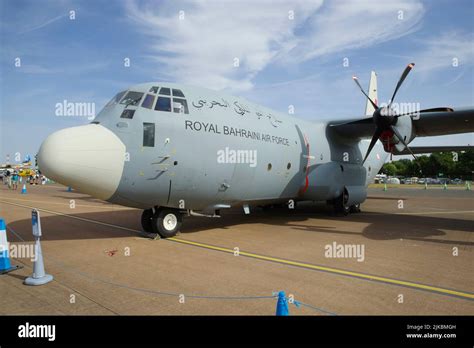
(152, 209), (182, 238)
(141, 209), (154, 233)
(334, 190), (350, 216)
(350, 203), (361, 213)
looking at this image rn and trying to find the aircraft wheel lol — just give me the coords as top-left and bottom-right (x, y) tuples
(334, 190), (350, 216)
(141, 209), (154, 233)
(152, 208), (182, 238)
(350, 203), (361, 213)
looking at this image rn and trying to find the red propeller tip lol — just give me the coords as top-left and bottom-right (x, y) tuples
(352, 75), (358, 80)
(408, 63), (415, 68)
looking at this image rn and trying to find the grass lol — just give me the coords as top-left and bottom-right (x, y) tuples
(369, 183), (471, 190)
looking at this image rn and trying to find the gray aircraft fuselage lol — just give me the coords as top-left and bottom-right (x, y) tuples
(38, 82), (387, 215)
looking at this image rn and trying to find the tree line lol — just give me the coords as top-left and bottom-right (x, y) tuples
(380, 150), (474, 179)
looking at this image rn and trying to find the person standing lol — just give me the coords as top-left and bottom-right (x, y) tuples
(6, 170), (12, 189)
(11, 171), (18, 190)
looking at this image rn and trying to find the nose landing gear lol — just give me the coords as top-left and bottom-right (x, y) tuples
(141, 207), (182, 238)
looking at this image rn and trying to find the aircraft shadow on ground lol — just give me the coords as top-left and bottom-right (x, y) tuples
(6, 204), (473, 247)
(51, 194), (111, 204)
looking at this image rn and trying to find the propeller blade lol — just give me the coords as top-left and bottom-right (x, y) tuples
(352, 75), (378, 110)
(362, 127), (384, 164)
(389, 63), (415, 106)
(395, 107), (454, 118)
(390, 125), (417, 161)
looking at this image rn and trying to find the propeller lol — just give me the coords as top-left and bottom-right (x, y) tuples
(352, 63), (453, 164)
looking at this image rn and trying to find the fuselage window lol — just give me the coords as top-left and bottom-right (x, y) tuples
(155, 97), (171, 112)
(173, 98), (189, 114)
(105, 90), (126, 107)
(149, 86), (159, 93)
(141, 94), (155, 109)
(120, 109), (135, 119)
(159, 87), (171, 96)
(120, 91), (144, 106)
(172, 89), (185, 97)
(143, 123), (155, 147)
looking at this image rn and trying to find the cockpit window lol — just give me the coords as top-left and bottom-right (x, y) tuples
(105, 90), (126, 107)
(172, 89), (185, 98)
(158, 87), (171, 96)
(120, 109), (135, 119)
(141, 94), (155, 109)
(155, 97), (171, 112)
(120, 91), (144, 106)
(143, 123), (155, 147)
(149, 86), (159, 93)
(173, 98), (189, 114)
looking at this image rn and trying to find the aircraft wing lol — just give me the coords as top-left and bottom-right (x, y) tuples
(329, 108), (474, 139)
(392, 145), (473, 155)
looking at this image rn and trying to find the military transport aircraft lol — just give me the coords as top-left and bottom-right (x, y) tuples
(37, 63), (474, 237)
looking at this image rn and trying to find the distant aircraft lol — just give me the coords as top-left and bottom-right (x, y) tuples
(37, 64), (474, 237)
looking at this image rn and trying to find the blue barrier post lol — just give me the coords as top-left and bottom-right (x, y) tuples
(276, 291), (289, 316)
(0, 219), (21, 274)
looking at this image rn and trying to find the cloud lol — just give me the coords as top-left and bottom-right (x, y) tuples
(125, 0), (425, 92)
(126, 0), (323, 91)
(284, 0), (425, 63)
(16, 64), (62, 74)
(411, 31), (474, 73)
(13, 61), (109, 75)
(18, 14), (67, 34)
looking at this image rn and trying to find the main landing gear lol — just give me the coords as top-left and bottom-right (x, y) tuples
(330, 190), (361, 216)
(141, 207), (183, 238)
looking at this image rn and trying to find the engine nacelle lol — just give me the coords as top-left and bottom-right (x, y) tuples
(393, 115), (415, 152)
(379, 115), (415, 153)
(302, 162), (367, 204)
(345, 185), (367, 206)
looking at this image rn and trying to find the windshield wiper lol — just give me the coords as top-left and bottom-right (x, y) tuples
(124, 97), (141, 107)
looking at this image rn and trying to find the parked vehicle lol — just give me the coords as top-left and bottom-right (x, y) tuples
(387, 177), (400, 184)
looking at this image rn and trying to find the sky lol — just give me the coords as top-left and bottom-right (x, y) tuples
(0, 0), (473, 164)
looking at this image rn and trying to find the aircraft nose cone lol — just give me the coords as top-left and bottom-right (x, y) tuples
(38, 124), (126, 200)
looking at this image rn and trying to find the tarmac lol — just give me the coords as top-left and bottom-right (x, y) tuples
(0, 183), (473, 315)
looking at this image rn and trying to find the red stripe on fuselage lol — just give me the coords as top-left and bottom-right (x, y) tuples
(300, 134), (310, 194)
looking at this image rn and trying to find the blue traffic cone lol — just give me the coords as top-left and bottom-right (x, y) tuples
(0, 219), (20, 274)
(21, 184), (27, 194)
(276, 291), (289, 316)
